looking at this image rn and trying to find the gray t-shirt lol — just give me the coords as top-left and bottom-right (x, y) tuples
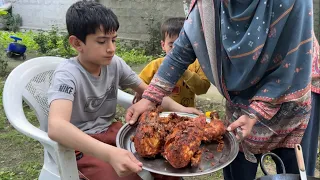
(48, 55), (141, 134)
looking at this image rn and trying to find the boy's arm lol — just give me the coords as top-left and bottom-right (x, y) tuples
(48, 100), (113, 162)
(48, 71), (142, 177)
(181, 65), (210, 95)
(132, 82), (201, 114)
(48, 100), (142, 177)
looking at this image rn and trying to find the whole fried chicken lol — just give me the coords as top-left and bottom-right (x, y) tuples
(163, 119), (204, 168)
(133, 108), (166, 158)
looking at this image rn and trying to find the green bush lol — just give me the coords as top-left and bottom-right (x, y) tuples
(4, 14), (22, 32)
(0, 41), (9, 77)
(0, 27), (155, 65)
(33, 26), (77, 58)
(117, 48), (153, 65)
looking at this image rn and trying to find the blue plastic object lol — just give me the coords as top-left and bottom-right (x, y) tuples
(10, 36), (22, 42)
(6, 36), (27, 60)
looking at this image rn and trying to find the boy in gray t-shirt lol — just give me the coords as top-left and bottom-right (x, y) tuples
(47, 1), (200, 180)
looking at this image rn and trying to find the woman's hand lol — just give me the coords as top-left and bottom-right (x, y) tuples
(227, 115), (258, 140)
(125, 98), (156, 125)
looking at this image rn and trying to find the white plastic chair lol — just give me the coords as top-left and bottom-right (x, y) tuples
(2, 56), (152, 180)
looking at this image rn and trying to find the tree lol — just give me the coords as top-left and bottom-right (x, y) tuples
(183, 0), (192, 16)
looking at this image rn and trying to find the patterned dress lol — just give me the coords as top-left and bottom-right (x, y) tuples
(312, 35), (320, 93)
(142, 0), (315, 154)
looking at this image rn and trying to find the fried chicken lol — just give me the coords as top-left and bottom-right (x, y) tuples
(203, 112), (226, 142)
(133, 108), (226, 168)
(162, 119), (204, 168)
(133, 108), (166, 158)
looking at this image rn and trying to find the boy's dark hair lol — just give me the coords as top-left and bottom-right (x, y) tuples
(66, 0), (119, 43)
(161, 17), (185, 41)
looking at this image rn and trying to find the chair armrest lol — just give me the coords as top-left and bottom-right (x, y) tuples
(117, 89), (134, 109)
(7, 112), (57, 146)
(3, 84), (79, 179)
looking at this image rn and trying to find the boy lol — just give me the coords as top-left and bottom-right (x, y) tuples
(135, 17), (210, 107)
(47, 1), (199, 180)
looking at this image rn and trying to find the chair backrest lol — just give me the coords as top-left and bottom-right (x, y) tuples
(9, 57), (65, 132)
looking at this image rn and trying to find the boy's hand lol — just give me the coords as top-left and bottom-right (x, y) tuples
(108, 147), (143, 177)
(132, 92), (142, 104)
(180, 106), (203, 115)
(227, 115), (257, 140)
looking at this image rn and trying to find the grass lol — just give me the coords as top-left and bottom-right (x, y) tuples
(0, 100), (43, 179)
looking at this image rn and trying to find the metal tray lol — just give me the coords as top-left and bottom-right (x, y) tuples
(116, 112), (239, 177)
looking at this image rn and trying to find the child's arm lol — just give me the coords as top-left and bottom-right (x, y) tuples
(132, 82), (201, 114)
(48, 101), (142, 177)
(182, 66), (210, 95)
(48, 71), (142, 177)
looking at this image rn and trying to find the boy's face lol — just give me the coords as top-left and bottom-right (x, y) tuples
(71, 27), (117, 66)
(161, 34), (178, 54)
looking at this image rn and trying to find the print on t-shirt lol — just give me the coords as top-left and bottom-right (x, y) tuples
(84, 82), (116, 113)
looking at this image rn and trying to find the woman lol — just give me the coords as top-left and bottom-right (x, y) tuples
(126, 0), (315, 179)
(301, 35), (320, 176)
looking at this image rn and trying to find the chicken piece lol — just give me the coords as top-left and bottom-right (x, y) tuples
(209, 111), (220, 120)
(160, 113), (191, 134)
(191, 149), (202, 167)
(133, 108), (166, 158)
(203, 114), (226, 142)
(162, 120), (204, 168)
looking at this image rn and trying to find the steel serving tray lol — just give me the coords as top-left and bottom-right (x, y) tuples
(116, 112), (239, 177)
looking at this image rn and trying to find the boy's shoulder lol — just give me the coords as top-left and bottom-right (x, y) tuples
(54, 58), (83, 77)
(54, 56), (124, 76)
(112, 54), (126, 66)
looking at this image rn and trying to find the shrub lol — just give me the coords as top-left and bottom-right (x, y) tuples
(0, 42), (9, 77)
(0, 27), (155, 65)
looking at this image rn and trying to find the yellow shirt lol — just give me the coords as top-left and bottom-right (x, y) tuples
(139, 58), (210, 107)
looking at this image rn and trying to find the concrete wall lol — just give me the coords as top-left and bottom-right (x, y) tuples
(11, 0), (76, 31)
(100, 0), (185, 41)
(10, 0), (186, 41)
(9, 0), (320, 41)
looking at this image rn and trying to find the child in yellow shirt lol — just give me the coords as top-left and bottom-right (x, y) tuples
(136, 17), (210, 107)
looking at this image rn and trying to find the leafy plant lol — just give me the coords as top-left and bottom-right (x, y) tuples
(4, 14), (22, 32)
(117, 48), (153, 66)
(33, 30), (50, 54)
(0, 42), (9, 77)
(0, 27), (155, 62)
(0, 9), (8, 16)
(33, 26), (76, 58)
(144, 18), (163, 56)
